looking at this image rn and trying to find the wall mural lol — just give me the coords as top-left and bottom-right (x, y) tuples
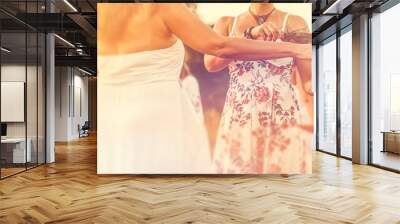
(97, 3), (313, 174)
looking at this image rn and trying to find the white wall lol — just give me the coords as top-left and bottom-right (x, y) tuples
(55, 67), (70, 141)
(55, 67), (89, 141)
(70, 73), (89, 139)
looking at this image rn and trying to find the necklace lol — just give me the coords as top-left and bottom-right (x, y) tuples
(248, 7), (275, 25)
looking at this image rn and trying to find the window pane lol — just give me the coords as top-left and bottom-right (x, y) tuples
(340, 29), (352, 158)
(312, 45), (317, 150)
(371, 4), (400, 171)
(318, 37), (337, 154)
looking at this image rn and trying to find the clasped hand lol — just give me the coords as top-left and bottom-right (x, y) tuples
(249, 22), (285, 41)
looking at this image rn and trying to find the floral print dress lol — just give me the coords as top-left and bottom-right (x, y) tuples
(212, 14), (311, 174)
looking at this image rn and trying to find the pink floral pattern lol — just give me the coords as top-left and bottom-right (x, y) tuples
(212, 55), (311, 174)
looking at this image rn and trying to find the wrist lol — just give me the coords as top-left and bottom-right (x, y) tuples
(244, 26), (256, 39)
(249, 26), (256, 39)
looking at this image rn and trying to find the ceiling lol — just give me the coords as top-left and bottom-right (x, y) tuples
(0, 0), (393, 74)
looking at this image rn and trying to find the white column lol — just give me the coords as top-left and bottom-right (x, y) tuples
(352, 14), (369, 164)
(46, 32), (55, 163)
(45, 0), (56, 163)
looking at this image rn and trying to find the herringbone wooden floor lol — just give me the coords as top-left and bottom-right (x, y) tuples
(1, 135), (400, 224)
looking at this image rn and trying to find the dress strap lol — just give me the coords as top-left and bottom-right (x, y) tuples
(230, 16), (238, 37)
(282, 13), (290, 32)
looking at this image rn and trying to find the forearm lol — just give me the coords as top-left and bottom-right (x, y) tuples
(204, 55), (232, 72)
(215, 37), (304, 61)
(283, 32), (312, 44)
(293, 62), (314, 132)
(295, 58), (313, 95)
(204, 37), (307, 72)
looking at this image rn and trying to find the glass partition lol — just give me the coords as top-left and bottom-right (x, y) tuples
(1, 30), (28, 177)
(27, 30), (38, 169)
(26, 0), (43, 169)
(0, 1), (46, 179)
(38, 32), (45, 165)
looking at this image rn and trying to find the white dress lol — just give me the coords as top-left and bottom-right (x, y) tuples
(181, 75), (204, 124)
(97, 40), (213, 174)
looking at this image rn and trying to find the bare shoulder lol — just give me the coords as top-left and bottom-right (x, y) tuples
(286, 14), (309, 32)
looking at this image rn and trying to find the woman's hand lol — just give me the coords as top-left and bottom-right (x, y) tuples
(250, 22), (284, 41)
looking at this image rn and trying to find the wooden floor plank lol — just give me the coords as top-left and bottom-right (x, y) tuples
(0, 135), (400, 223)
